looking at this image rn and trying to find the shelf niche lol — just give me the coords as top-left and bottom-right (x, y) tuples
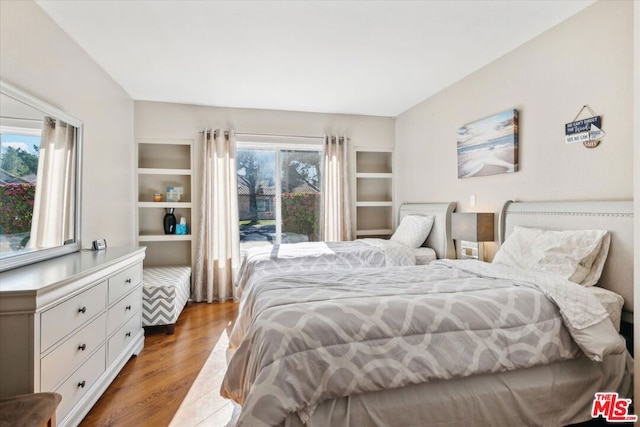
(353, 148), (394, 238)
(136, 139), (194, 270)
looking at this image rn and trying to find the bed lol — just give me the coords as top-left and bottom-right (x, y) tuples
(222, 200), (634, 427)
(235, 202), (456, 297)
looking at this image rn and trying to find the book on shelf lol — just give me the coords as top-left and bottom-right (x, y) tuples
(166, 186), (183, 202)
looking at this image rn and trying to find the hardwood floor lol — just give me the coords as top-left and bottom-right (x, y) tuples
(80, 301), (239, 427)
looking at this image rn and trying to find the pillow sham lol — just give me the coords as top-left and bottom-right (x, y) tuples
(492, 226), (610, 287)
(390, 215), (434, 249)
(587, 286), (624, 331)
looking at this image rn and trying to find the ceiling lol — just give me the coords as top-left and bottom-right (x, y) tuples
(35, 0), (595, 117)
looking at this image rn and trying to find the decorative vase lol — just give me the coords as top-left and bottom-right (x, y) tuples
(163, 208), (176, 234)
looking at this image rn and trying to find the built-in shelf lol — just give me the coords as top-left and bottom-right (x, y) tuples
(137, 168), (192, 176)
(354, 148), (394, 238)
(138, 202), (193, 209)
(356, 201), (394, 207)
(137, 234), (192, 242)
(355, 172), (393, 179)
(136, 139), (194, 269)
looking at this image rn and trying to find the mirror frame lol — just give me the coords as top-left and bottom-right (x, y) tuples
(0, 80), (83, 272)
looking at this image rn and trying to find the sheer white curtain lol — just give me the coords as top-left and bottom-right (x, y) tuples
(30, 117), (76, 248)
(321, 135), (352, 241)
(193, 129), (240, 303)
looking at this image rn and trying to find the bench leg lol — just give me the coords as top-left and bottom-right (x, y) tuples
(165, 324), (175, 335)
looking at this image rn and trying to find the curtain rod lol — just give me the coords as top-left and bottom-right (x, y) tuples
(198, 129), (322, 139)
(235, 132), (323, 140)
(237, 132), (350, 143)
(0, 116), (43, 123)
(200, 129), (229, 137)
(199, 130), (349, 142)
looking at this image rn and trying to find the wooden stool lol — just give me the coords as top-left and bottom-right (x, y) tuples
(0, 392), (62, 427)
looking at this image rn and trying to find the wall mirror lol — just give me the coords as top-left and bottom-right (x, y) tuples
(0, 81), (82, 272)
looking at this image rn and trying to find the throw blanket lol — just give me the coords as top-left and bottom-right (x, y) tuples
(222, 260), (625, 427)
(235, 239), (415, 297)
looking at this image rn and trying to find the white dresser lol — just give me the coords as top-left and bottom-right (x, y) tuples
(0, 247), (146, 427)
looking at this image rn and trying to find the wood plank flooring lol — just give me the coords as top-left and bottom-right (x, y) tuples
(80, 301), (238, 427)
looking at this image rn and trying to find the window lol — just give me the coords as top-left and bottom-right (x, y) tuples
(256, 198), (271, 213)
(237, 143), (322, 249)
(0, 129), (41, 253)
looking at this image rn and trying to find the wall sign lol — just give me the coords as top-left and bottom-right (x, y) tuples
(565, 105), (605, 148)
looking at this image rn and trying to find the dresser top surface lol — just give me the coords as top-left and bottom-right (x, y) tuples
(0, 247), (146, 294)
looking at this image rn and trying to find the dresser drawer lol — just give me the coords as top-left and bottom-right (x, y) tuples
(108, 311), (141, 365)
(41, 281), (108, 352)
(41, 312), (107, 391)
(109, 263), (142, 305)
(54, 345), (106, 422)
(108, 287), (142, 335)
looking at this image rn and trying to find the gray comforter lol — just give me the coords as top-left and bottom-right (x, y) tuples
(236, 239), (415, 297)
(222, 260), (626, 427)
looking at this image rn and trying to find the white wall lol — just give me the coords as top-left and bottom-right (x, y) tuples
(395, 0), (633, 259)
(0, 0), (135, 247)
(134, 101), (395, 252)
(134, 101), (394, 147)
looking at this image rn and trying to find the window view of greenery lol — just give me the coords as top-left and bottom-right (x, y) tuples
(237, 147), (321, 248)
(0, 133), (40, 253)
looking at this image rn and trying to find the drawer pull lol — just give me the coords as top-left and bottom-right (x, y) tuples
(78, 306), (87, 314)
(125, 278), (132, 284)
(78, 344), (87, 351)
(125, 332), (131, 337)
(78, 380), (86, 388)
(125, 305), (132, 311)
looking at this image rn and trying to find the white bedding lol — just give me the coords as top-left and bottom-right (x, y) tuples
(493, 226), (610, 287)
(280, 352), (632, 427)
(588, 285), (625, 331)
(414, 246), (436, 265)
(222, 260), (627, 426)
(236, 238), (418, 298)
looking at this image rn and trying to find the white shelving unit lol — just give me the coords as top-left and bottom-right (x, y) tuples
(135, 139), (194, 268)
(354, 148), (394, 237)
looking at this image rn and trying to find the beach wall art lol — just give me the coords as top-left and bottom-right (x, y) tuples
(457, 109), (519, 178)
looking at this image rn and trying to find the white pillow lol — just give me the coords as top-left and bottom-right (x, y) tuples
(414, 247), (437, 265)
(492, 226), (610, 286)
(587, 286), (624, 331)
(390, 215), (435, 249)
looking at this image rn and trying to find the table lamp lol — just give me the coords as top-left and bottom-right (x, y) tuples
(451, 212), (494, 261)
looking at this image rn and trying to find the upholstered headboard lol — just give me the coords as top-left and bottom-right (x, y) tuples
(499, 200), (634, 315)
(398, 202), (456, 259)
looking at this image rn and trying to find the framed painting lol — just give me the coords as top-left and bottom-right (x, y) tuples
(457, 109), (518, 178)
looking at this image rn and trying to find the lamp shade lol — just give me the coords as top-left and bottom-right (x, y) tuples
(451, 212), (494, 242)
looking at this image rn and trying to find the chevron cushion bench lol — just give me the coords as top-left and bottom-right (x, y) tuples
(142, 266), (191, 334)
